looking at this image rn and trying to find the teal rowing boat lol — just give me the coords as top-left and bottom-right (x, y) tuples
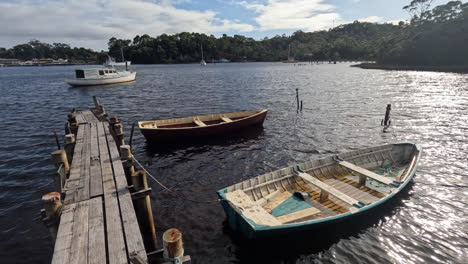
(217, 143), (421, 238)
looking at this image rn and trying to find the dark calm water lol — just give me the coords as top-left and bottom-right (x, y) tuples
(0, 63), (467, 264)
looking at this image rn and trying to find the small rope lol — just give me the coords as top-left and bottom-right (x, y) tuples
(132, 156), (222, 203)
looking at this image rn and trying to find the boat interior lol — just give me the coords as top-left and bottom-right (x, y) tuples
(222, 144), (419, 227)
(139, 110), (266, 129)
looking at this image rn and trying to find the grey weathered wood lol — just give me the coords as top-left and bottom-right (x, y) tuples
(88, 197), (106, 264)
(105, 125), (148, 262)
(98, 122), (116, 194)
(296, 171), (360, 206)
(68, 200), (89, 264)
(75, 113), (86, 124)
(338, 160), (394, 185)
(99, 122), (128, 264)
(77, 124), (91, 202)
(104, 193), (128, 264)
(64, 124), (85, 205)
(89, 123), (103, 197)
(52, 203), (77, 264)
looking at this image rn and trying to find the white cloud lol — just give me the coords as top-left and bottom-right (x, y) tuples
(0, 0), (254, 50)
(355, 16), (382, 23)
(239, 0), (341, 31)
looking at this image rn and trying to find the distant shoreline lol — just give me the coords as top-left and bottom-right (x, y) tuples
(352, 63), (468, 74)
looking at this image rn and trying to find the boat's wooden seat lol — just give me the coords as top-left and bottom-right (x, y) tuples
(193, 117), (207, 127)
(295, 169), (366, 210)
(221, 115), (233, 122)
(337, 160), (394, 185)
(225, 190), (281, 226)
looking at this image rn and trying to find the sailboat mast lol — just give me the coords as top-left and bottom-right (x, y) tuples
(201, 43), (204, 60)
(120, 47), (125, 62)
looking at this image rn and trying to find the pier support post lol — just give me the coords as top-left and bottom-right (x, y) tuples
(162, 228), (189, 263)
(92, 96), (100, 108)
(114, 123), (125, 147)
(51, 150), (69, 174)
(51, 150), (69, 192)
(132, 170), (157, 251)
(120, 145), (135, 182)
(64, 134), (75, 164)
(68, 113), (78, 135)
(40, 192), (62, 240)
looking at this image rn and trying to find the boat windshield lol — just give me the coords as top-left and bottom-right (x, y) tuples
(75, 70), (85, 78)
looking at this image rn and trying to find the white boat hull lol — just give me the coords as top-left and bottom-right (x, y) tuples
(66, 72), (136, 87)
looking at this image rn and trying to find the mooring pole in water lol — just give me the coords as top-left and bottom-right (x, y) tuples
(300, 100), (303, 112)
(40, 192), (62, 240)
(381, 104), (392, 132)
(131, 170), (157, 251)
(296, 88), (299, 112)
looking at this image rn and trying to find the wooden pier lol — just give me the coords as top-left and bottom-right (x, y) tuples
(49, 105), (148, 263)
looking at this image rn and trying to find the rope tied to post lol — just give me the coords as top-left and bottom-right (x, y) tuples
(132, 156), (223, 203)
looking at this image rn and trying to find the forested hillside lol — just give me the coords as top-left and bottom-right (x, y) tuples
(2, 1), (466, 69)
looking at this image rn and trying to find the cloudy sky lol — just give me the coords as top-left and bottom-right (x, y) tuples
(0, 0), (449, 51)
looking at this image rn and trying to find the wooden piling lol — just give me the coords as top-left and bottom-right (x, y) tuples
(114, 123), (124, 147)
(64, 134), (75, 164)
(51, 150), (69, 174)
(300, 100), (303, 112)
(41, 192), (62, 239)
(296, 88), (299, 111)
(163, 228), (183, 259)
(92, 96), (100, 108)
(132, 170), (157, 251)
(120, 145), (135, 184)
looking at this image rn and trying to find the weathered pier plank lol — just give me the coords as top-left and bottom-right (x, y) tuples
(106, 126), (148, 262)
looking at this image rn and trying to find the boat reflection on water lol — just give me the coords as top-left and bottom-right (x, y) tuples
(144, 124), (265, 156)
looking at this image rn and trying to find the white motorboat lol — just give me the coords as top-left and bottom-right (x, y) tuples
(65, 68), (136, 87)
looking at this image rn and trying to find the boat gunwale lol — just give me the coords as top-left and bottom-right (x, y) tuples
(138, 109), (268, 131)
(217, 142), (422, 233)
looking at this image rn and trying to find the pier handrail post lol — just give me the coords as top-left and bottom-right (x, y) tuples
(132, 170), (158, 251)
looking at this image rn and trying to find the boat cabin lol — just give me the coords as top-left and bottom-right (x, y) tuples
(75, 68), (118, 79)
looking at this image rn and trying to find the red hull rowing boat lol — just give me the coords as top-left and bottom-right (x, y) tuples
(138, 109), (267, 141)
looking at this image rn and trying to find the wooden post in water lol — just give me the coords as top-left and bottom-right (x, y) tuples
(300, 100), (303, 112)
(64, 134), (75, 164)
(132, 170), (157, 251)
(381, 104), (392, 132)
(296, 88), (299, 112)
(40, 192), (62, 240)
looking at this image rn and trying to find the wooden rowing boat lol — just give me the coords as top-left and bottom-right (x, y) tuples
(217, 142), (421, 238)
(138, 109), (268, 141)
